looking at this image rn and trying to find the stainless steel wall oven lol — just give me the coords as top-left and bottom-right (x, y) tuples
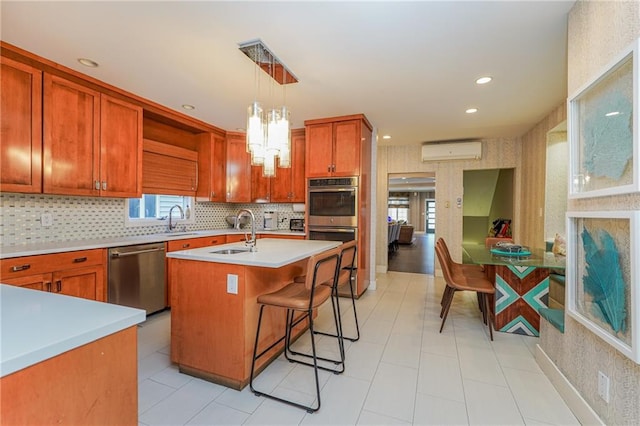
(307, 177), (358, 228)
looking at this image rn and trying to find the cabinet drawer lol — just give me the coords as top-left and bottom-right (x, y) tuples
(166, 236), (226, 252)
(1, 249), (104, 279)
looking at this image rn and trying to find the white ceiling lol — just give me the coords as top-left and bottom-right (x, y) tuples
(1, 1), (573, 147)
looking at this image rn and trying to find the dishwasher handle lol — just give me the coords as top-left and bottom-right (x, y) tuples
(110, 247), (165, 258)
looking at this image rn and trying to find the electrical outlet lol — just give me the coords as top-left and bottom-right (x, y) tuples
(41, 213), (53, 227)
(598, 371), (610, 403)
(227, 274), (238, 294)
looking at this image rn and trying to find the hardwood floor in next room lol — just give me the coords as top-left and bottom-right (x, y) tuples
(137, 271), (578, 425)
(388, 232), (435, 275)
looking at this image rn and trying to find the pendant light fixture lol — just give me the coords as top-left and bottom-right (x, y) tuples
(239, 39), (297, 177)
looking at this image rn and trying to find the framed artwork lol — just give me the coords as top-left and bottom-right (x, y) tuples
(566, 211), (640, 363)
(568, 37), (639, 198)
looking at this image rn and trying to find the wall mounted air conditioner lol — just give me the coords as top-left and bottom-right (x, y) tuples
(421, 141), (482, 161)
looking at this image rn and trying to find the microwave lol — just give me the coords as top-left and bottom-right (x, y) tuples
(307, 177), (358, 228)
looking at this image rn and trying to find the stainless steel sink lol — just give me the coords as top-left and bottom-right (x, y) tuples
(210, 248), (250, 255)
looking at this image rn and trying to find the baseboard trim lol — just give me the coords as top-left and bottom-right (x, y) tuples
(535, 344), (604, 426)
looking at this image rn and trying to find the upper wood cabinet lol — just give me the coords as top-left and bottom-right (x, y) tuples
(99, 95), (143, 197)
(142, 139), (197, 196)
(272, 128), (306, 202)
(0, 57), (42, 193)
(305, 116), (368, 178)
(43, 74), (142, 197)
(196, 132), (226, 202)
(226, 132), (251, 203)
(250, 128), (306, 203)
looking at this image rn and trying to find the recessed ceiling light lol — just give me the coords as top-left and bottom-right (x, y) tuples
(382, 135), (391, 140)
(182, 104), (195, 111)
(476, 76), (492, 85)
(465, 108), (478, 114)
(77, 58), (99, 68)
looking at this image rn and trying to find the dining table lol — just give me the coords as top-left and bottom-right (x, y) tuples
(462, 243), (566, 336)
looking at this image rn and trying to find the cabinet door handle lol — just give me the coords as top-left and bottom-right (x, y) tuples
(102, 181), (107, 191)
(11, 264), (31, 272)
(327, 165), (331, 172)
(95, 180), (100, 190)
(55, 280), (62, 292)
(182, 243), (190, 248)
(73, 257), (87, 263)
(45, 282), (52, 292)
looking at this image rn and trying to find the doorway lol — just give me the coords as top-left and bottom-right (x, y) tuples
(426, 199), (436, 233)
(462, 168), (514, 245)
(387, 173), (436, 274)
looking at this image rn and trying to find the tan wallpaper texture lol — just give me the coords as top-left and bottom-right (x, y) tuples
(376, 138), (520, 272)
(539, 1), (640, 424)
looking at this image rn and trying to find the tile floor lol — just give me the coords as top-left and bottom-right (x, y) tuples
(138, 271), (579, 425)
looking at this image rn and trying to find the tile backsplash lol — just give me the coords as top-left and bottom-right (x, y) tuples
(0, 193), (304, 247)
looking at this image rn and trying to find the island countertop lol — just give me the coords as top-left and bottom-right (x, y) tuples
(0, 284), (145, 377)
(166, 238), (341, 268)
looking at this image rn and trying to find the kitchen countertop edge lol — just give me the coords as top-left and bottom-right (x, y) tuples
(0, 284), (146, 378)
(166, 238), (341, 268)
(0, 230), (306, 259)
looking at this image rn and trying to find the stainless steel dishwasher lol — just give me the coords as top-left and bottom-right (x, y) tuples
(108, 242), (166, 315)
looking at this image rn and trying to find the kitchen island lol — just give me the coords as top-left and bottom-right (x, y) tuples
(0, 284), (145, 425)
(167, 238), (341, 390)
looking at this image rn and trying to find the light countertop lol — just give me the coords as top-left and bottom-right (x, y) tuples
(0, 229), (305, 259)
(0, 284), (145, 377)
(166, 238), (341, 268)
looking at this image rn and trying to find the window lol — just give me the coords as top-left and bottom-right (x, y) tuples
(388, 193), (409, 222)
(388, 207), (409, 222)
(126, 194), (194, 227)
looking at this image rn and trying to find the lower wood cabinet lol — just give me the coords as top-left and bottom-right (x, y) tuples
(0, 249), (106, 302)
(1, 326), (138, 425)
(166, 236), (226, 252)
(165, 236), (226, 307)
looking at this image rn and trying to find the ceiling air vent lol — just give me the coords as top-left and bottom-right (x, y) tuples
(421, 141), (482, 161)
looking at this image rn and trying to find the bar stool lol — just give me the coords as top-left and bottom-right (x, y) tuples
(249, 247), (342, 413)
(293, 240), (360, 342)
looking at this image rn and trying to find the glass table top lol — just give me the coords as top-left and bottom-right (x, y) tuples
(462, 243), (566, 269)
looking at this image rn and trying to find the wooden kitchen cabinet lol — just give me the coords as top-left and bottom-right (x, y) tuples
(43, 74), (142, 197)
(142, 139), (198, 196)
(225, 131), (251, 203)
(166, 235), (226, 252)
(196, 132), (227, 202)
(305, 116), (370, 178)
(271, 128), (306, 202)
(165, 235), (226, 307)
(0, 249), (106, 302)
(0, 57), (42, 194)
(251, 128), (306, 203)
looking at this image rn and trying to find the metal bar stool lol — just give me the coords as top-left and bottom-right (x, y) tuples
(249, 247), (342, 413)
(293, 240), (360, 342)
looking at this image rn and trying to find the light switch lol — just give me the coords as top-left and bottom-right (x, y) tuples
(227, 274), (238, 294)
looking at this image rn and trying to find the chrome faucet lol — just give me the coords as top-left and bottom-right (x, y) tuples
(168, 205), (184, 231)
(236, 208), (257, 252)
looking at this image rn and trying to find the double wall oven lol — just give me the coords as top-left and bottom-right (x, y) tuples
(307, 177), (358, 242)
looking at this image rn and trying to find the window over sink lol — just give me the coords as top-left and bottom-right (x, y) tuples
(125, 194), (195, 227)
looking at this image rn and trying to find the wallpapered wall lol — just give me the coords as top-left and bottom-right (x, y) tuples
(376, 137), (521, 272)
(539, 1), (640, 425)
(0, 193), (304, 247)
